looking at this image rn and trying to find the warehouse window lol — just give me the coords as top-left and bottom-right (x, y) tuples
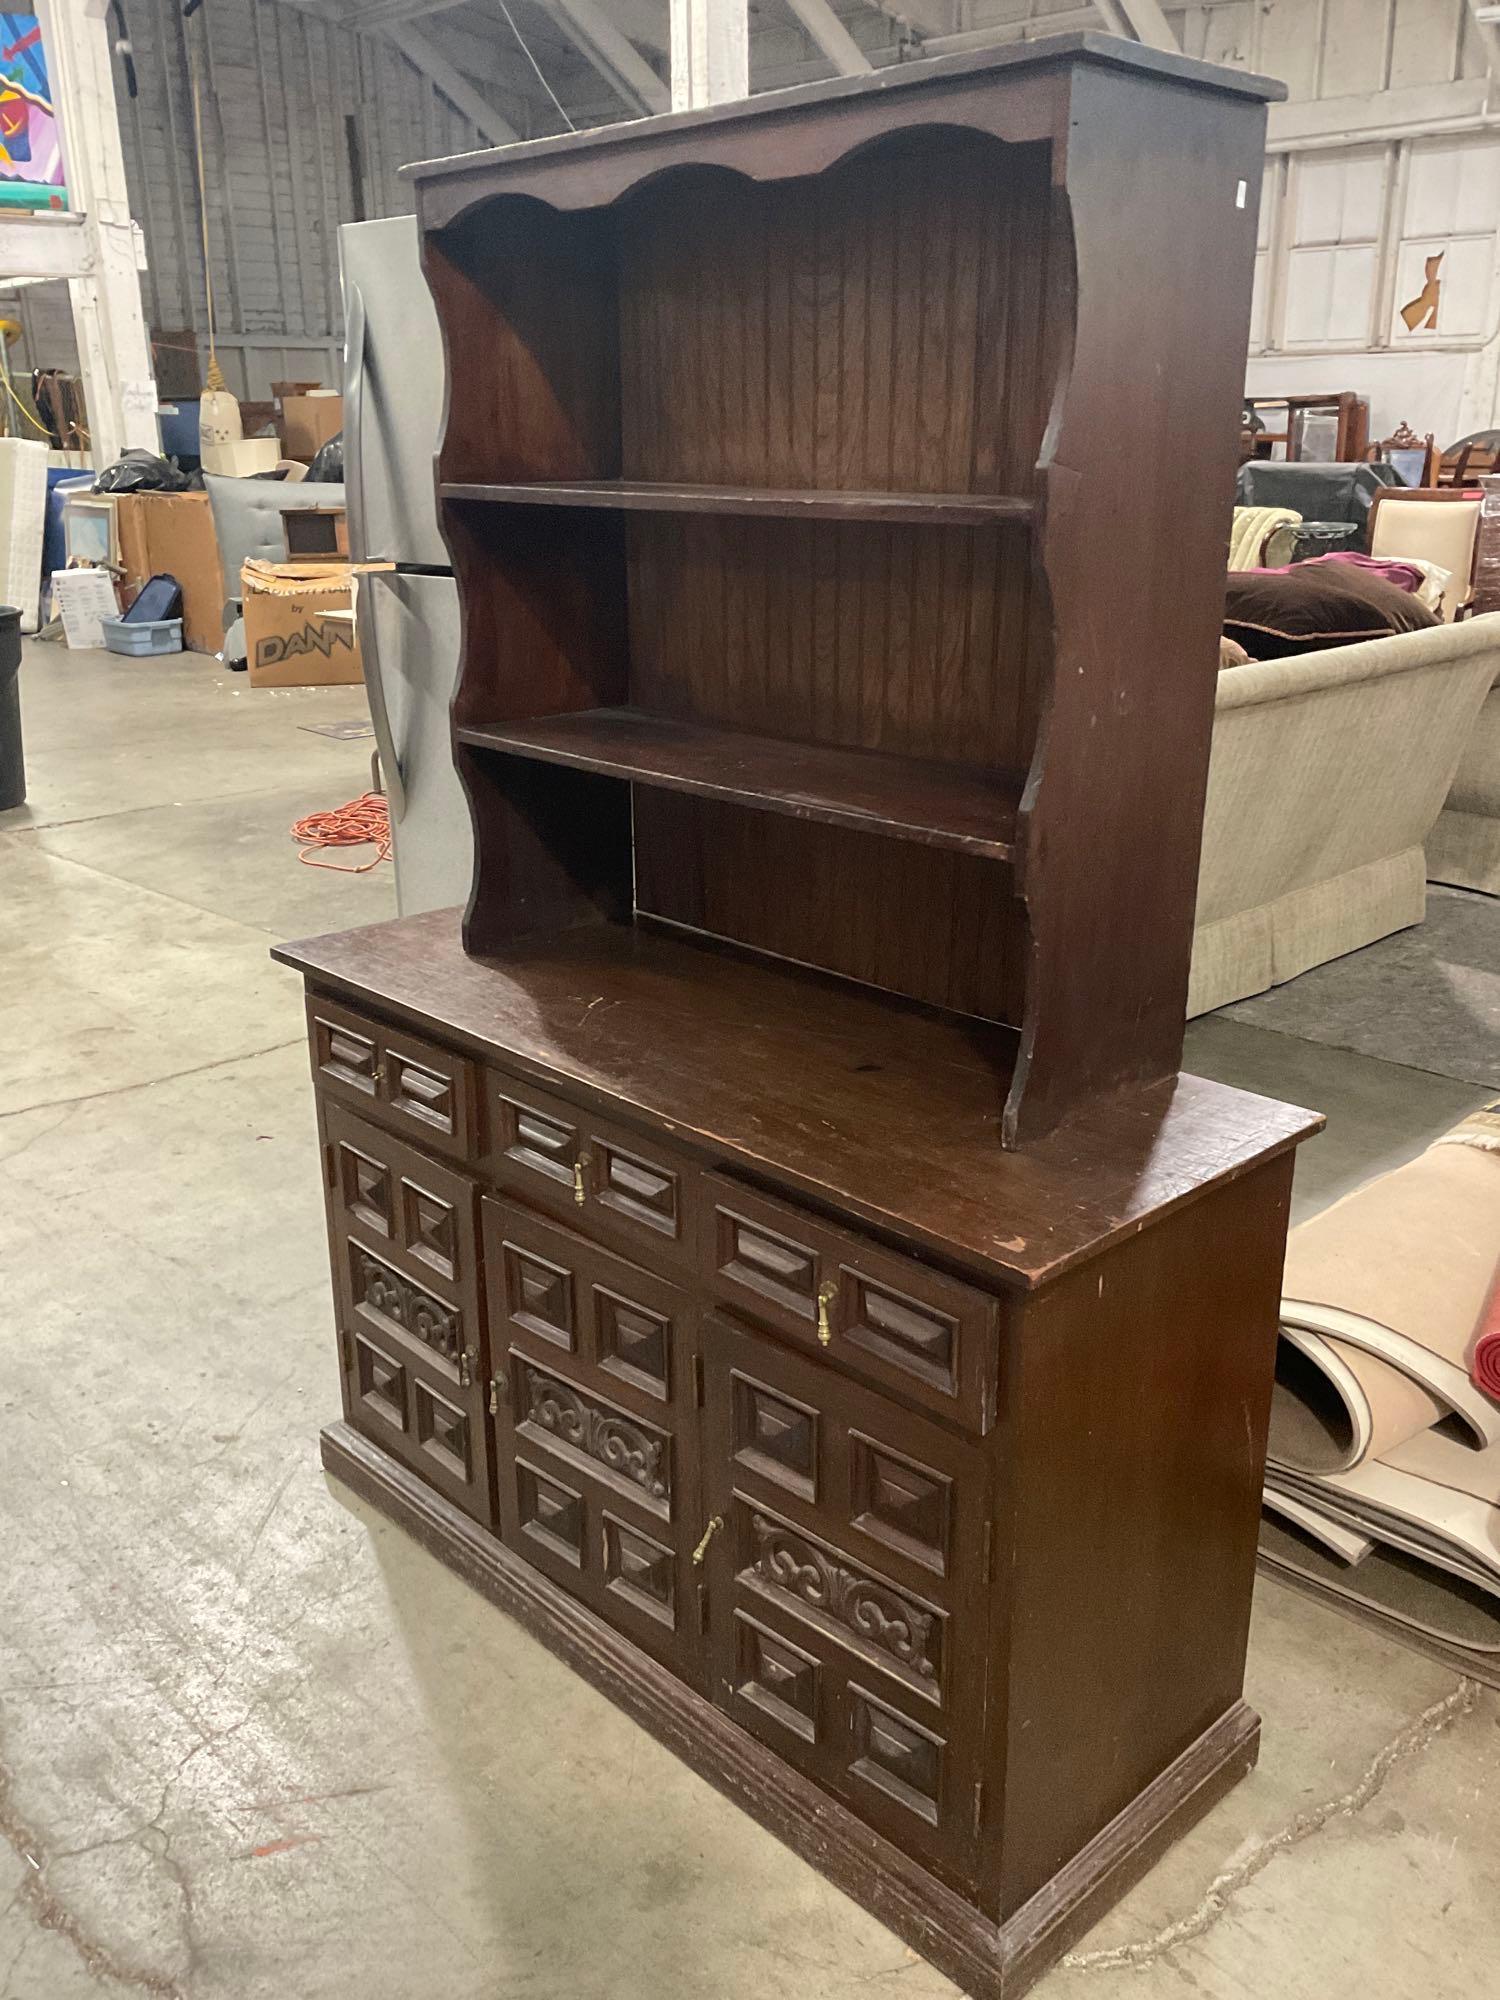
(1281, 147), (1388, 349)
(1253, 132), (1500, 356)
(1390, 135), (1500, 344)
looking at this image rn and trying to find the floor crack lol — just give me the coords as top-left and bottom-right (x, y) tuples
(0, 1039), (303, 1123)
(0, 1746), (187, 1999)
(1064, 1677), (1480, 1972)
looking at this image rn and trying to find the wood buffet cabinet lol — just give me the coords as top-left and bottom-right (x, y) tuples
(275, 35), (1320, 2000)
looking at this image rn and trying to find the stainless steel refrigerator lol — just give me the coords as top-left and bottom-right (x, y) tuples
(341, 214), (472, 915)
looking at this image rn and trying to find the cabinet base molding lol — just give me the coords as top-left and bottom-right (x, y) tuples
(323, 1421), (1261, 2000)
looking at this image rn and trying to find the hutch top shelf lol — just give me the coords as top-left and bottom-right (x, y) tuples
(407, 34), (1281, 217)
(408, 35), (1284, 1147)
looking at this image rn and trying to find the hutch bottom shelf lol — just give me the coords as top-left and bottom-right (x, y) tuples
(273, 910), (1320, 2000)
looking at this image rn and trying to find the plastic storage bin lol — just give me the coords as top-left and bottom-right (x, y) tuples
(100, 615), (183, 656)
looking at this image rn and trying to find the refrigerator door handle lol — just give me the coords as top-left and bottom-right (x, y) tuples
(356, 570), (407, 824)
(344, 285), (407, 823)
(344, 281), (369, 564)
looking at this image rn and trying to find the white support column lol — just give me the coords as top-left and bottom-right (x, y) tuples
(670, 0), (749, 110)
(783, 0), (873, 74)
(34, 0), (157, 467)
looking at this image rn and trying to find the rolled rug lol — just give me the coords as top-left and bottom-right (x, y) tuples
(1469, 1261), (1500, 1402)
(1261, 1483), (1373, 1564)
(1269, 1458), (1500, 1596)
(1263, 1451), (1500, 1672)
(1260, 1509), (1500, 1670)
(1272, 1115), (1500, 1474)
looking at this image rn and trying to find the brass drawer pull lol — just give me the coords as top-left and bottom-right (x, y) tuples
(691, 1515), (724, 1566)
(573, 1156), (589, 1206)
(488, 1374), (508, 1415)
(816, 1279), (838, 1347)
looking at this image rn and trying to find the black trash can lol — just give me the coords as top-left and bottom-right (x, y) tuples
(0, 605), (21, 810)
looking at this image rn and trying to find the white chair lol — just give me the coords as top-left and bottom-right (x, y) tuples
(1368, 489), (1481, 620)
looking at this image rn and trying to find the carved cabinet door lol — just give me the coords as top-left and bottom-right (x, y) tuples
(321, 1101), (493, 1527)
(700, 1315), (993, 1894)
(481, 1195), (706, 1689)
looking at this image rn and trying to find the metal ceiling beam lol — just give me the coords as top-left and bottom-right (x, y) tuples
(1111, 0), (1179, 51)
(387, 24), (520, 143)
(544, 0), (670, 112)
(783, 0), (873, 74)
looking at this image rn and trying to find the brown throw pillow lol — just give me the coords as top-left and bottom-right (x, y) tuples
(1224, 564), (1438, 661)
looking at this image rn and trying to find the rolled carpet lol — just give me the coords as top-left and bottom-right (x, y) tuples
(1260, 1106), (1500, 1683)
(1260, 1512), (1500, 1671)
(1272, 1113), (1500, 1473)
(1470, 1261), (1500, 1402)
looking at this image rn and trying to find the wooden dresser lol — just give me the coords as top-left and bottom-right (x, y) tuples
(276, 35), (1318, 1999)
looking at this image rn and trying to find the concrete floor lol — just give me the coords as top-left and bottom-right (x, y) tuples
(1, 643), (1497, 2000)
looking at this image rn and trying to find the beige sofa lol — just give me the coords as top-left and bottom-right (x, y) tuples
(1189, 615), (1500, 1016)
(1427, 665), (1500, 894)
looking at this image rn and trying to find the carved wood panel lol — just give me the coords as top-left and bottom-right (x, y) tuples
(702, 1314), (991, 1891)
(481, 1194), (705, 1685)
(320, 1100), (493, 1527)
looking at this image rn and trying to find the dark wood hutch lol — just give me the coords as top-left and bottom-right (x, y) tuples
(275, 35), (1318, 1999)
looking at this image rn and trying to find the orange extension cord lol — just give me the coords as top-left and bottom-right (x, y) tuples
(291, 792), (392, 873)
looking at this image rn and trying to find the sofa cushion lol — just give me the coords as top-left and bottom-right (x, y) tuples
(1224, 564), (1439, 661)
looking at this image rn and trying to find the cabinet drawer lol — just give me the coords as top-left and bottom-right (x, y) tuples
(701, 1317), (991, 1892)
(320, 1104), (492, 1527)
(483, 1071), (697, 1273)
(482, 1195), (705, 1685)
(703, 1174), (999, 1433)
(309, 992), (477, 1163)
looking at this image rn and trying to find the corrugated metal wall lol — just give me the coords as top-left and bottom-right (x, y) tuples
(2, 0), (493, 399)
(124, 0), (490, 395)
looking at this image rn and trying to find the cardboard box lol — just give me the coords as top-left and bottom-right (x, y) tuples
(243, 560), (363, 688)
(115, 491), (225, 655)
(282, 505), (348, 560)
(279, 392), (343, 464)
(201, 437), (281, 477)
